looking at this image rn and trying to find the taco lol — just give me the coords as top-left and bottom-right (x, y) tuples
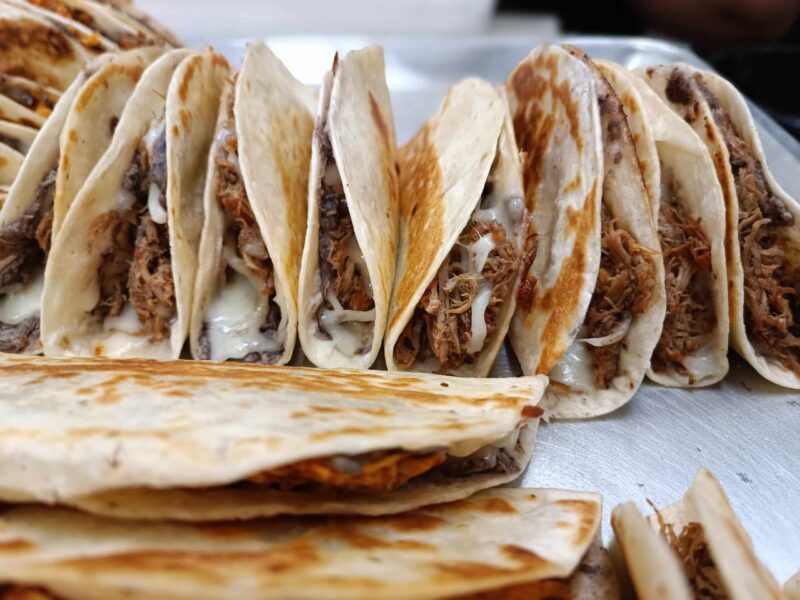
(597, 60), (729, 387)
(509, 45), (665, 419)
(41, 49), (228, 358)
(385, 78), (526, 377)
(641, 64), (800, 389)
(0, 143), (24, 186)
(0, 73), (60, 120)
(191, 43), (315, 365)
(612, 469), (783, 600)
(0, 120), (38, 154)
(100, 0), (181, 47)
(0, 353), (546, 520)
(298, 46), (397, 369)
(0, 49), (162, 355)
(0, 94), (47, 128)
(0, 488), (604, 599)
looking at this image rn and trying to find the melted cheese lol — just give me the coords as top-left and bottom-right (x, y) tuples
(318, 291), (374, 357)
(206, 271), (283, 361)
(548, 340), (596, 392)
(0, 268), (43, 324)
(147, 181), (167, 224)
(103, 302), (142, 334)
(468, 285), (492, 354)
(143, 117), (165, 152)
(469, 235), (495, 273)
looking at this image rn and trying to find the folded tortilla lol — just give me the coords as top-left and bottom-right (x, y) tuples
(0, 73), (60, 121)
(597, 60), (729, 387)
(504, 44), (604, 381)
(513, 45), (665, 419)
(298, 46), (398, 369)
(0, 94), (46, 128)
(0, 50), (162, 356)
(786, 572), (800, 600)
(640, 64), (800, 390)
(0, 120), (37, 154)
(0, 353), (546, 520)
(100, 0), (181, 47)
(612, 469), (783, 600)
(385, 78), (526, 377)
(0, 143), (24, 186)
(0, 488), (600, 599)
(41, 49), (228, 358)
(191, 43), (315, 365)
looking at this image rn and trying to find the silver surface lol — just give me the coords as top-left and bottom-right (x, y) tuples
(210, 36), (800, 581)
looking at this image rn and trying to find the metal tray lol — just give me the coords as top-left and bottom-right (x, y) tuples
(207, 35), (800, 581)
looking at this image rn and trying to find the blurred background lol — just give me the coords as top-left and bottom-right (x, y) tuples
(138, 0), (800, 139)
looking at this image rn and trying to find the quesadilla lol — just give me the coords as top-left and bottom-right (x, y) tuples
(0, 73), (60, 120)
(641, 64), (800, 389)
(298, 46), (398, 369)
(0, 488), (603, 599)
(385, 78), (526, 377)
(0, 353), (546, 520)
(597, 60), (729, 387)
(0, 94), (47, 128)
(0, 49), (162, 355)
(191, 42), (315, 365)
(612, 469), (783, 600)
(41, 49), (228, 359)
(0, 120), (37, 154)
(509, 45), (665, 418)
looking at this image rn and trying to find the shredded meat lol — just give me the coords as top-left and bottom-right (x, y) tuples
(585, 208), (656, 387)
(516, 223), (539, 312)
(395, 220), (520, 371)
(0, 315), (40, 353)
(90, 209), (137, 320)
(128, 214), (174, 340)
(248, 450), (447, 493)
(652, 504), (728, 599)
(0, 587), (62, 600)
(652, 184), (716, 377)
(695, 76), (800, 376)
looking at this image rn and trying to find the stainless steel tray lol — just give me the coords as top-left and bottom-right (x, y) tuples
(208, 35), (800, 581)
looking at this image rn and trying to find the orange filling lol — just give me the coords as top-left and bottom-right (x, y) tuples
(248, 451), (447, 493)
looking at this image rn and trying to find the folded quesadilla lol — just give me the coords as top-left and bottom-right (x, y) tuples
(0, 488), (602, 599)
(0, 49), (162, 355)
(0, 353), (546, 520)
(0, 73), (60, 120)
(612, 469), (783, 600)
(0, 94), (47, 128)
(641, 64), (800, 390)
(191, 43), (315, 365)
(385, 78), (526, 377)
(298, 46), (398, 369)
(5, 0), (117, 52)
(0, 120), (37, 154)
(41, 49), (228, 358)
(597, 60), (730, 387)
(100, 0), (181, 47)
(509, 45), (665, 419)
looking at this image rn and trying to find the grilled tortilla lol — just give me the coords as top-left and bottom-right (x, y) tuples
(0, 94), (46, 128)
(0, 143), (23, 186)
(597, 60), (729, 387)
(299, 46), (398, 369)
(0, 73), (60, 120)
(641, 64), (800, 390)
(41, 49), (228, 359)
(0, 489), (600, 599)
(385, 78), (526, 377)
(191, 42), (315, 365)
(612, 469), (783, 600)
(0, 50), (162, 356)
(0, 120), (37, 154)
(0, 353), (546, 520)
(504, 44), (604, 382)
(533, 47), (665, 419)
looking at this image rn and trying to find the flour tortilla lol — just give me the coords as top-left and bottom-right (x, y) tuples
(597, 60), (729, 387)
(299, 46), (398, 369)
(543, 47), (665, 419)
(0, 93), (46, 127)
(785, 572), (800, 600)
(41, 49), (228, 358)
(504, 44), (604, 380)
(640, 64), (800, 389)
(191, 42), (315, 365)
(0, 488), (597, 600)
(0, 142), (23, 185)
(384, 78), (525, 377)
(0, 120), (38, 153)
(613, 469), (783, 600)
(0, 73), (61, 118)
(0, 353), (546, 520)
(100, 0), (181, 46)
(53, 46), (164, 235)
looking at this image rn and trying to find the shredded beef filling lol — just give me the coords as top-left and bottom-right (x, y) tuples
(199, 91), (283, 364)
(694, 75), (800, 376)
(90, 130), (175, 339)
(585, 208), (656, 387)
(0, 586), (63, 600)
(652, 184), (716, 377)
(315, 141), (374, 351)
(245, 437), (522, 494)
(394, 219), (520, 372)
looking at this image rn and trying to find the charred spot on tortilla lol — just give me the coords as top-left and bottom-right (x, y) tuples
(312, 106), (375, 356)
(651, 171), (715, 378)
(665, 69), (694, 106)
(693, 74), (800, 376)
(202, 76), (286, 364)
(393, 151), (524, 372)
(88, 114), (175, 341)
(0, 76), (57, 116)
